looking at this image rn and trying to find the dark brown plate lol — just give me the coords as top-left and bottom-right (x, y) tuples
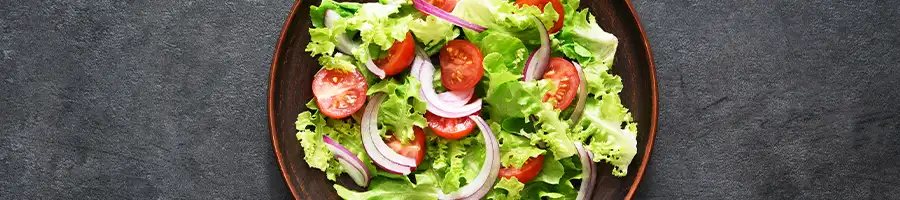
(268, 0), (658, 199)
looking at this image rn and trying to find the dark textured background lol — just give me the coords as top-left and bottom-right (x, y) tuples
(1, 0), (898, 199)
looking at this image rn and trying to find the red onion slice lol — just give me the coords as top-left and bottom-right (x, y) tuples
(323, 135), (372, 187)
(575, 143), (597, 200)
(523, 16), (551, 81)
(438, 89), (474, 106)
(362, 93), (417, 167)
(324, 9), (386, 79)
(410, 46), (429, 79)
(411, 0), (487, 32)
(418, 63), (483, 118)
(439, 116), (500, 200)
(361, 94), (414, 174)
(411, 46), (482, 118)
(569, 61), (589, 122)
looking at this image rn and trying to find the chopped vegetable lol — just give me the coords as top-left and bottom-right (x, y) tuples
(297, 0), (639, 198)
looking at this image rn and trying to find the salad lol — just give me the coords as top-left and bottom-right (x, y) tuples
(294, 0), (637, 198)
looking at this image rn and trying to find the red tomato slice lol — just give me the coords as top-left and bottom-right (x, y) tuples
(499, 155), (545, 183)
(374, 32), (416, 76)
(542, 57), (580, 110)
(424, 0), (458, 13)
(385, 127), (427, 165)
(312, 68), (368, 119)
(439, 40), (484, 91)
(515, 0), (565, 34)
(425, 111), (478, 140)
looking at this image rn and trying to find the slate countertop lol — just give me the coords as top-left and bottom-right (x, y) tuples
(2, 0), (898, 199)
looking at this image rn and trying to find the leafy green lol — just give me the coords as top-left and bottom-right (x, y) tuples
(520, 155), (583, 199)
(317, 53), (357, 72)
(581, 62), (623, 96)
(533, 152), (565, 184)
(306, 1), (412, 75)
(367, 75), (427, 143)
(532, 101), (576, 159)
(338, 3), (412, 63)
(416, 133), (484, 193)
(554, 8), (618, 65)
(572, 94), (638, 176)
(452, 0), (559, 44)
(482, 52), (523, 96)
(409, 15), (460, 54)
(306, 27), (342, 57)
(472, 31), (530, 73)
(495, 122), (544, 168)
(483, 77), (576, 159)
(309, 0), (362, 28)
(334, 177), (440, 200)
(484, 79), (548, 120)
(299, 0), (642, 199)
(487, 177), (526, 200)
(295, 111), (369, 181)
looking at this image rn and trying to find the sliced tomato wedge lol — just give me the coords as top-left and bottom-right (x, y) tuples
(499, 155), (545, 183)
(312, 68), (368, 119)
(425, 111), (478, 140)
(515, 0), (565, 34)
(374, 32), (416, 76)
(439, 40), (484, 91)
(385, 127), (427, 165)
(542, 57), (580, 110)
(424, 0), (458, 13)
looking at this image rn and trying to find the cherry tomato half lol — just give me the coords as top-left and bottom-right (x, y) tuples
(312, 68), (368, 119)
(385, 127), (427, 165)
(374, 32), (416, 76)
(515, 0), (565, 34)
(542, 57), (580, 110)
(439, 40), (484, 91)
(499, 155), (545, 183)
(425, 0), (458, 13)
(425, 111), (478, 140)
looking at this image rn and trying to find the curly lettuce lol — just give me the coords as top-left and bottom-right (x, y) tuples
(409, 15), (460, 54)
(295, 110), (369, 181)
(571, 94), (638, 176)
(366, 75), (428, 143)
(452, 0), (559, 44)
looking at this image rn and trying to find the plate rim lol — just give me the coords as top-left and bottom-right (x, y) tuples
(268, 1), (305, 199)
(267, 0), (659, 199)
(620, 0), (658, 199)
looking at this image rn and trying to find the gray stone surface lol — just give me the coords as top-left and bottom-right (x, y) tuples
(632, 0), (900, 199)
(0, 0), (897, 199)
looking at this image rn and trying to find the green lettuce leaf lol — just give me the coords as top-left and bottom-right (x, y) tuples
(409, 15), (460, 54)
(309, 0), (362, 28)
(452, 0), (559, 44)
(295, 110), (369, 181)
(306, 1), (412, 73)
(554, 8), (618, 65)
(306, 27), (341, 57)
(334, 177), (440, 200)
(487, 177), (526, 200)
(581, 62), (623, 96)
(484, 79), (548, 120)
(495, 122), (545, 168)
(571, 94), (638, 177)
(473, 31), (529, 73)
(483, 77), (576, 159)
(482, 52), (523, 96)
(416, 132), (483, 193)
(532, 152), (565, 184)
(317, 52), (357, 72)
(532, 101), (576, 159)
(367, 75), (427, 142)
